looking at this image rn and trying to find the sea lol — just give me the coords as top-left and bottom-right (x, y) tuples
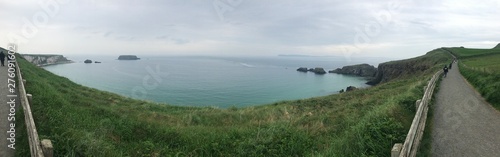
(43, 55), (389, 108)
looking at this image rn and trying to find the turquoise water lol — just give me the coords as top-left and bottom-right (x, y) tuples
(43, 56), (386, 108)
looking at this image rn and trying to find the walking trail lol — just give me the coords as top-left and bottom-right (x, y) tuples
(431, 62), (500, 157)
(0, 61), (15, 156)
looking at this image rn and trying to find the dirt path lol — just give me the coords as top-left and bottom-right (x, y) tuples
(431, 62), (500, 157)
(0, 61), (15, 156)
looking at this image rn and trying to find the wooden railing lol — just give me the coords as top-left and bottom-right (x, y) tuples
(391, 70), (443, 157)
(15, 59), (53, 157)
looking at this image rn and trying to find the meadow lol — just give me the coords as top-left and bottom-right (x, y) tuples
(15, 50), (451, 156)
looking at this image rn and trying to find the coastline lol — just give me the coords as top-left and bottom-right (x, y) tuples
(36, 61), (75, 67)
(39, 56), (372, 108)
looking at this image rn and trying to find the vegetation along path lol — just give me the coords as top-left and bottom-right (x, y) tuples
(431, 61), (500, 156)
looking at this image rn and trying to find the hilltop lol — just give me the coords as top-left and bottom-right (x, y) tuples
(13, 49), (452, 156)
(495, 43), (500, 49)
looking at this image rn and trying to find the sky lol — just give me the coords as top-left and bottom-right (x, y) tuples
(1, 0), (499, 59)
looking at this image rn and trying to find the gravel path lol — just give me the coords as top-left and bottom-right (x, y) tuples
(0, 60), (15, 156)
(431, 62), (500, 157)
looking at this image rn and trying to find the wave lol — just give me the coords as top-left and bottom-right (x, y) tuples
(240, 63), (256, 68)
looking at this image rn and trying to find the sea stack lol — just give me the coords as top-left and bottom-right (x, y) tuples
(84, 59), (92, 63)
(297, 67), (308, 72)
(312, 67), (326, 74)
(118, 55), (140, 60)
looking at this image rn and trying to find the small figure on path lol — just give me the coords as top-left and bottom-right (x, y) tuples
(0, 51), (5, 66)
(443, 66), (449, 77)
(449, 62), (453, 69)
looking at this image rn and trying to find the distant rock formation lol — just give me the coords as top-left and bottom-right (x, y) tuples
(297, 67), (308, 72)
(329, 64), (377, 77)
(95, 61), (101, 63)
(84, 59), (92, 63)
(296, 67), (326, 74)
(118, 55), (140, 60)
(22, 54), (73, 66)
(312, 67), (326, 74)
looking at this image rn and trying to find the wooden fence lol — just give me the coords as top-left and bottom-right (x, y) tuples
(15, 60), (53, 157)
(391, 70), (443, 157)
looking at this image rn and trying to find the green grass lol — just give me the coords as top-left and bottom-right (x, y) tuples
(461, 54), (500, 74)
(14, 50), (451, 156)
(445, 47), (500, 110)
(445, 47), (500, 58)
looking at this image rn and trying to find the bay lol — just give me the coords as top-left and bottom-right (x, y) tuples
(43, 55), (387, 108)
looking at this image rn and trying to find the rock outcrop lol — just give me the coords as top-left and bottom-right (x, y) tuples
(297, 67), (308, 72)
(84, 59), (92, 63)
(296, 67), (326, 74)
(329, 64), (377, 77)
(346, 86), (357, 92)
(22, 54), (73, 66)
(118, 55), (140, 60)
(312, 67), (326, 74)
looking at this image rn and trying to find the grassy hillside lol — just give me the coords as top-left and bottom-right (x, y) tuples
(15, 50), (451, 156)
(446, 47), (500, 110)
(367, 49), (451, 85)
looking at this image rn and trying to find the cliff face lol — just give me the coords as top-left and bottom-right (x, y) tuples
(329, 64), (377, 77)
(22, 54), (73, 66)
(367, 61), (430, 85)
(366, 50), (449, 85)
(494, 43), (500, 49)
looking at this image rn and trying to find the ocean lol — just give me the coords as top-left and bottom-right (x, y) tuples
(43, 55), (388, 108)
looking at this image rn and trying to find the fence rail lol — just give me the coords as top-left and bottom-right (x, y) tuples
(392, 70), (443, 157)
(15, 59), (53, 157)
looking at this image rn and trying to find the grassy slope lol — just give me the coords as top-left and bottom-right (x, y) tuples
(15, 50), (450, 156)
(447, 47), (500, 110)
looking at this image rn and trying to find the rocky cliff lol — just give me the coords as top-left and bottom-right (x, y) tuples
(22, 54), (73, 66)
(366, 50), (450, 85)
(329, 64), (377, 77)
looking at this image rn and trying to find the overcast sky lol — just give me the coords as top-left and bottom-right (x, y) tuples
(1, 0), (499, 59)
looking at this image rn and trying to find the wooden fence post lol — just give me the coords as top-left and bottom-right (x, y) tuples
(415, 99), (422, 111)
(27, 94), (33, 104)
(41, 139), (53, 157)
(392, 143), (403, 157)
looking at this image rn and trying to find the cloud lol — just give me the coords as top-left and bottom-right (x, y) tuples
(0, 0), (499, 58)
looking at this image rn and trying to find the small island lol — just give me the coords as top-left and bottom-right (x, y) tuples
(118, 55), (140, 60)
(296, 67), (326, 74)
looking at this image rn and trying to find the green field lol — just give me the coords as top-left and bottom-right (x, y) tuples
(447, 46), (500, 110)
(14, 50), (451, 156)
(445, 47), (500, 58)
(461, 54), (500, 73)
